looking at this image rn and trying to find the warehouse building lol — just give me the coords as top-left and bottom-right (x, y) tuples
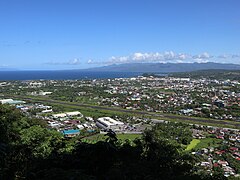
(0, 99), (25, 105)
(96, 117), (124, 131)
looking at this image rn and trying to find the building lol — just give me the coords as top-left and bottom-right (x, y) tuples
(62, 129), (80, 137)
(96, 117), (124, 131)
(66, 111), (82, 117)
(41, 109), (53, 113)
(53, 113), (67, 118)
(0, 99), (13, 104)
(0, 99), (25, 105)
(39, 91), (52, 96)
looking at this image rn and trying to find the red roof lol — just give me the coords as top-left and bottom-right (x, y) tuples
(215, 151), (223, 155)
(216, 136), (224, 139)
(233, 152), (240, 157)
(230, 147), (238, 151)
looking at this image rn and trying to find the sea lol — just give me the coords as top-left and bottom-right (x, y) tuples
(0, 71), (142, 80)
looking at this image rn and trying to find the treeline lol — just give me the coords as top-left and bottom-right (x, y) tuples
(0, 105), (226, 180)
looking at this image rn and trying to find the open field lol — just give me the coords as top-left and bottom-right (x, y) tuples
(185, 139), (201, 151)
(81, 133), (141, 144)
(193, 138), (222, 150)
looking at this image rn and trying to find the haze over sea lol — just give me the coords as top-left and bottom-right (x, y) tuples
(0, 71), (141, 80)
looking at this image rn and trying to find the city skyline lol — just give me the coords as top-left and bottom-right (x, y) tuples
(0, 0), (240, 70)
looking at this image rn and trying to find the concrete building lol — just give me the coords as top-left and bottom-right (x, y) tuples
(0, 99), (13, 104)
(41, 109), (53, 113)
(66, 111), (82, 117)
(96, 117), (124, 131)
(0, 99), (25, 105)
(39, 91), (52, 96)
(52, 113), (67, 118)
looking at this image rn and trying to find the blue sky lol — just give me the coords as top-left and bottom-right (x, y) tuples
(0, 0), (240, 70)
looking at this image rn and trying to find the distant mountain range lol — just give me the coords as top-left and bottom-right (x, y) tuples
(85, 62), (240, 73)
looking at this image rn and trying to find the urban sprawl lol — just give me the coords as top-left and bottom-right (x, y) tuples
(0, 75), (240, 178)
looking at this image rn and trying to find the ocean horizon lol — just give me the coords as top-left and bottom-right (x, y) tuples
(0, 70), (142, 80)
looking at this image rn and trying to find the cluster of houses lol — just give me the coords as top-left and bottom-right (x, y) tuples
(192, 126), (240, 177)
(2, 76), (240, 121)
(37, 76), (238, 121)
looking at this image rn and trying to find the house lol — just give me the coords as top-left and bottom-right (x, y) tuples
(77, 125), (85, 130)
(229, 147), (238, 152)
(215, 150), (225, 155)
(39, 91), (52, 96)
(218, 160), (228, 167)
(41, 109), (53, 113)
(48, 121), (62, 128)
(179, 109), (193, 114)
(85, 117), (94, 122)
(200, 162), (210, 167)
(214, 100), (225, 108)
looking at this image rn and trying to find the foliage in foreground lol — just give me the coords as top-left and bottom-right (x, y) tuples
(0, 105), (226, 180)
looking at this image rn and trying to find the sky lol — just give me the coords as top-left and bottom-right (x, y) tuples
(0, 0), (240, 70)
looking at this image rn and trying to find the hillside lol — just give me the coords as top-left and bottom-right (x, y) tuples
(85, 62), (240, 73)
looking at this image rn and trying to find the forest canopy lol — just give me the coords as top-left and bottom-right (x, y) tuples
(0, 104), (225, 180)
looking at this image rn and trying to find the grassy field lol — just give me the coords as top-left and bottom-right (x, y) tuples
(185, 139), (201, 151)
(81, 133), (141, 144)
(193, 138), (222, 150)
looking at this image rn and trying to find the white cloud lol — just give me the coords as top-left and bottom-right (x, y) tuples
(85, 51), (240, 65)
(45, 58), (81, 65)
(178, 54), (187, 60)
(87, 59), (93, 64)
(87, 59), (107, 65)
(103, 51), (214, 64)
(192, 52), (212, 60)
(164, 51), (175, 60)
(68, 58), (81, 65)
(218, 54), (228, 59)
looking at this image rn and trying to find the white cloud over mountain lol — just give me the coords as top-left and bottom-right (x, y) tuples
(88, 51), (225, 65)
(47, 52), (240, 66)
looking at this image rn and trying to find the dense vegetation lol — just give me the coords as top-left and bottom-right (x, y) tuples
(0, 104), (227, 179)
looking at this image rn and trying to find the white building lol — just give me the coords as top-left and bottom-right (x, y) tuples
(39, 91), (52, 96)
(66, 111), (82, 117)
(96, 117), (124, 131)
(0, 99), (13, 104)
(42, 109), (53, 113)
(0, 99), (25, 105)
(29, 82), (44, 88)
(52, 113), (67, 118)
